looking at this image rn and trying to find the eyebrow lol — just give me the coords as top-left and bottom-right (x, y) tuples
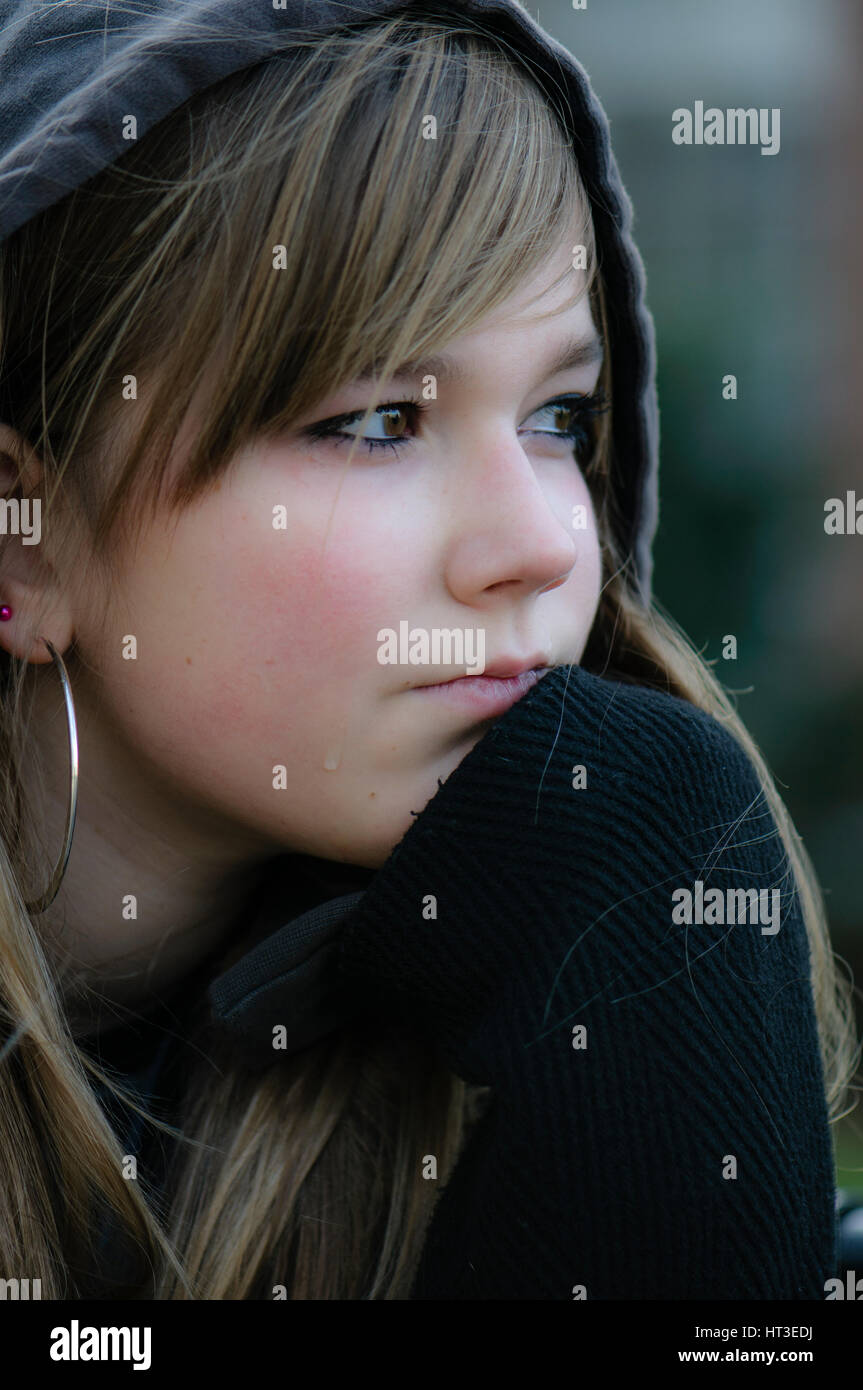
(353, 332), (604, 388)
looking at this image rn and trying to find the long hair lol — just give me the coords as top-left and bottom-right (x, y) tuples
(0, 11), (857, 1299)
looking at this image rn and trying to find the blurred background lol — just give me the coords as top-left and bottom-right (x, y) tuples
(531, 0), (862, 1183)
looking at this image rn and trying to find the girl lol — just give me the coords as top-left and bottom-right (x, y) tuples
(0, 0), (857, 1300)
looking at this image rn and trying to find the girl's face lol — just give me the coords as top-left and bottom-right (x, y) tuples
(68, 245), (604, 872)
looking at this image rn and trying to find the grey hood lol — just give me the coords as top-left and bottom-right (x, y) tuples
(0, 0), (659, 596)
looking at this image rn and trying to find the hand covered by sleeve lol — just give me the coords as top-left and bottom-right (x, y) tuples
(336, 662), (837, 1299)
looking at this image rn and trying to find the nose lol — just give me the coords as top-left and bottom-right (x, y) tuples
(443, 428), (581, 606)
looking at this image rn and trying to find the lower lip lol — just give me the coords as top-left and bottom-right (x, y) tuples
(415, 668), (547, 715)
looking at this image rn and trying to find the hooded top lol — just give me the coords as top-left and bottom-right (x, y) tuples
(0, 0), (844, 1300)
(0, 0), (658, 597)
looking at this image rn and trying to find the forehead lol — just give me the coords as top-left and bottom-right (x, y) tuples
(356, 231), (600, 391)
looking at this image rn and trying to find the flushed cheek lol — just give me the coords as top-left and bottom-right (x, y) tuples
(117, 533), (397, 770)
(212, 480), (411, 667)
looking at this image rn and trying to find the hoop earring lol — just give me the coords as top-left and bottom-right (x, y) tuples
(24, 638), (79, 913)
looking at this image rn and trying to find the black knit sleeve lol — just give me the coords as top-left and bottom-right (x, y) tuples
(336, 662), (837, 1300)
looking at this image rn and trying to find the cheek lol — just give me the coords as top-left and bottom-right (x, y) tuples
(90, 481), (416, 759)
(560, 469), (603, 639)
(583, 487), (604, 586)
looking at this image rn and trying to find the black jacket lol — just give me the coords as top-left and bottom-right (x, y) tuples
(84, 661), (839, 1299)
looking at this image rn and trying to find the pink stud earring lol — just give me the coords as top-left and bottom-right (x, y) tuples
(0, 604), (11, 621)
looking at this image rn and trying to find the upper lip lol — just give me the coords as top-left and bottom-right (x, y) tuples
(481, 654), (551, 679)
(425, 654), (552, 685)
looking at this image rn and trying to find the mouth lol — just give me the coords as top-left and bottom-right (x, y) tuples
(412, 665), (551, 716)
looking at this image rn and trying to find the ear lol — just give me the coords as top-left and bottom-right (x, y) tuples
(0, 423), (74, 665)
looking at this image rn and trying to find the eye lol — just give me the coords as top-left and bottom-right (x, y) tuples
(301, 398), (429, 455)
(299, 387), (609, 459)
(520, 390), (609, 461)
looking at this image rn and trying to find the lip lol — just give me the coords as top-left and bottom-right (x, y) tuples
(413, 665), (551, 716)
(481, 653), (551, 679)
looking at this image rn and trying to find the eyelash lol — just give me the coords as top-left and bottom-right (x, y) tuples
(302, 388), (610, 459)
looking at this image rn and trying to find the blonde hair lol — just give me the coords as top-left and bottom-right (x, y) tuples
(0, 12), (857, 1298)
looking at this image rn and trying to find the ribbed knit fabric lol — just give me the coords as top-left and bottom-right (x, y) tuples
(333, 661), (837, 1299)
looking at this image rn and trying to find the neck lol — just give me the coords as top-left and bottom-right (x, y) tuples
(17, 653), (284, 1033)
